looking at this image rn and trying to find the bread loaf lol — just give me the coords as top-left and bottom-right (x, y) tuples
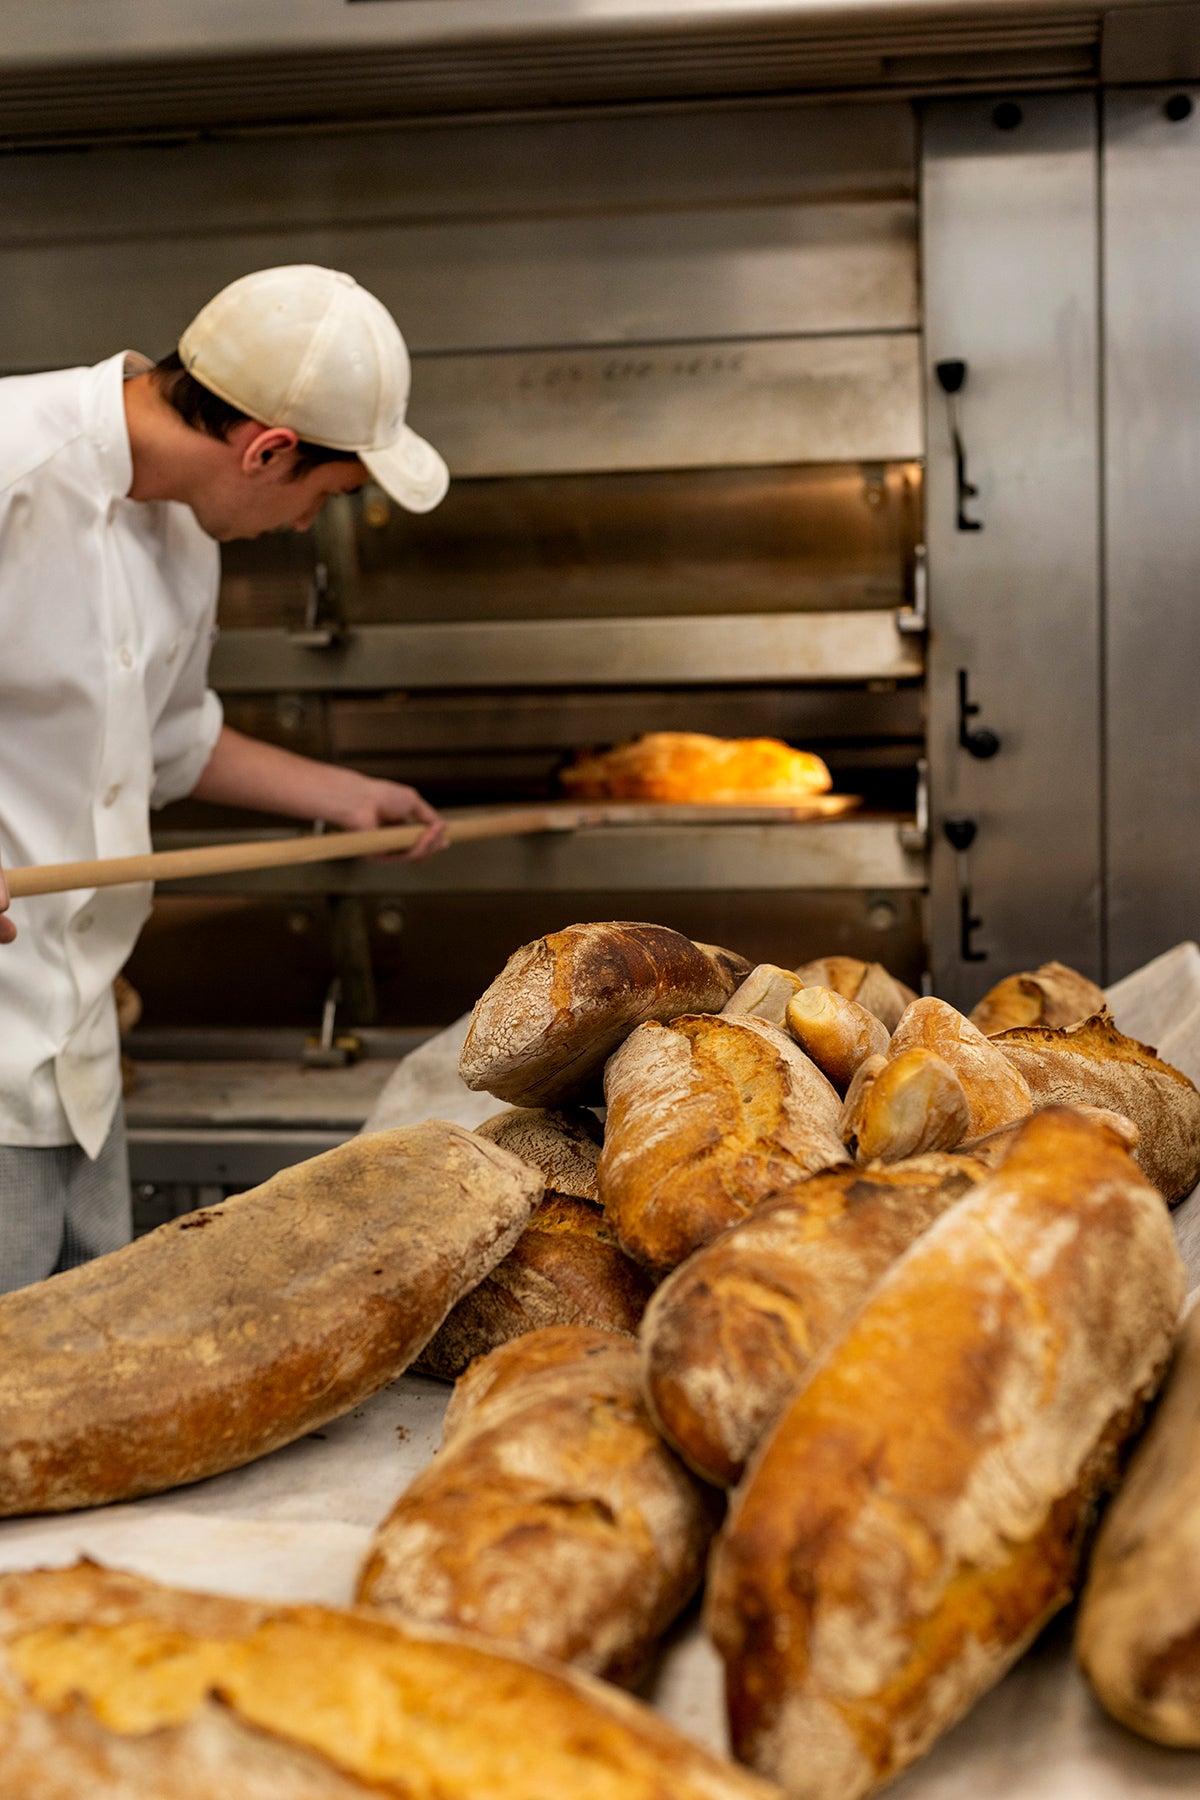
(888, 995), (1032, 1134)
(475, 1104), (603, 1201)
(721, 963), (806, 1028)
(414, 1192), (655, 1380)
(838, 1046), (970, 1161)
(0, 1122), (542, 1515)
(640, 1153), (986, 1487)
(359, 1326), (721, 1686)
(460, 922), (750, 1107)
(1077, 1302), (1200, 1746)
(995, 1013), (1200, 1203)
(0, 1562), (779, 1800)
(955, 1103), (1139, 1168)
(969, 960), (1106, 1035)
(560, 731), (831, 803)
(706, 1107), (1184, 1800)
(784, 986), (891, 1093)
(792, 957), (916, 1032)
(599, 1013), (848, 1274)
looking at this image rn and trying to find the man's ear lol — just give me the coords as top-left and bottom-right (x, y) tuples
(238, 425), (299, 476)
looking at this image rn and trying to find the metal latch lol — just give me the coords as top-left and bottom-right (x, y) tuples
(302, 977), (362, 1068)
(897, 544), (928, 637)
(898, 756), (929, 853)
(287, 561), (345, 650)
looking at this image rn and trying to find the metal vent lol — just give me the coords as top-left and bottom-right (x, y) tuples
(0, 13), (1100, 146)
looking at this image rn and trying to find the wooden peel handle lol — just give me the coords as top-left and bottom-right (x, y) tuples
(4, 806), (580, 900)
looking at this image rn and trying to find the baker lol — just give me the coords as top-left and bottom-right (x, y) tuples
(0, 264), (450, 1293)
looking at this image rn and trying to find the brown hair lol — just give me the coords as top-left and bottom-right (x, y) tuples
(153, 351), (361, 479)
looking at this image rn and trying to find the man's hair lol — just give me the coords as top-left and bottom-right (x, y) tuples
(153, 351), (360, 479)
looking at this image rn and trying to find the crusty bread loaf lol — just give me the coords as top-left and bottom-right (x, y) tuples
(599, 1013), (848, 1275)
(0, 1562), (779, 1800)
(955, 1103), (1139, 1168)
(475, 1104), (603, 1201)
(721, 964), (805, 1028)
(359, 1326), (721, 1686)
(415, 1192), (655, 1380)
(560, 731), (831, 803)
(0, 1122), (542, 1516)
(995, 1013), (1200, 1203)
(1077, 1302), (1200, 1746)
(888, 994), (1032, 1134)
(460, 922), (750, 1107)
(793, 956), (916, 1032)
(640, 1153), (986, 1487)
(969, 960), (1106, 1035)
(706, 1107), (1184, 1800)
(838, 1046), (970, 1161)
(784, 985), (890, 1093)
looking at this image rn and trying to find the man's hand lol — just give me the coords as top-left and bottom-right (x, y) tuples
(333, 776), (449, 862)
(0, 854), (16, 944)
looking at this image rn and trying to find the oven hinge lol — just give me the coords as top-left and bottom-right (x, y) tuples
(898, 755), (929, 853)
(896, 543), (927, 637)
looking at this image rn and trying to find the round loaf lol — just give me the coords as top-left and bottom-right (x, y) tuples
(969, 960), (1107, 1035)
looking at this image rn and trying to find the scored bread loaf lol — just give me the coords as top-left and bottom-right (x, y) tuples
(784, 985), (891, 1094)
(995, 1013), (1200, 1203)
(599, 1013), (848, 1275)
(460, 922), (750, 1107)
(0, 1562), (779, 1800)
(358, 1326), (721, 1687)
(640, 1153), (986, 1488)
(706, 1107), (1184, 1800)
(474, 1104), (603, 1201)
(1076, 1301), (1200, 1746)
(969, 960), (1107, 1036)
(414, 1192), (655, 1380)
(721, 964), (805, 1029)
(838, 1046), (970, 1162)
(888, 995), (1032, 1135)
(792, 956), (916, 1032)
(0, 1122), (542, 1516)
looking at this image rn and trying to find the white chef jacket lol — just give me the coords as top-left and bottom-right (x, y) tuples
(0, 351), (223, 1157)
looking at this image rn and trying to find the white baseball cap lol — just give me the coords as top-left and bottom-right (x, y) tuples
(178, 265), (449, 512)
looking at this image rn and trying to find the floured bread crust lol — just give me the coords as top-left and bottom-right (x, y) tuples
(889, 996), (1032, 1135)
(415, 1193), (655, 1380)
(784, 987), (891, 1094)
(0, 1122), (542, 1516)
(1077, 1303), (1200, 1746)
(839, 1047), (970, 1162)
(0, 1563), (779, 1800)
(793, 957), (917, 1033)
(706, 1108), (1184, 1800)
(599, 1014), (849, 1275)
(640, 1154), (986, 1487)
(475, 1105), (603, 1202)
(969, 961), (1107, 1036)
(358, 1327), (721, 1687)
(460, 923), (750, 1107)
(996, 1013), (1200, 1203)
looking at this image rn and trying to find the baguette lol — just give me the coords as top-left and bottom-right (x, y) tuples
(722, 964), (805, 1029)
(0, 1122), (542, 1515)
(792, 957), (916, 1032)
(1077, 1302), (1200, 1745)
(706, 1107), (1184, 1800)
(640, 1153), (986, 1488)
(838, 1046), (970, 1162)
(359, 1326), (721, 1686)
(475, 1104), (603, 1201)
(969, 960), (1106, 1035)
(784, 986), (891, 1094)
(460, 922), (750, 1107)
(599, 1013), (848, 1275)
(888, 994), (1032, 1135)
(414, 1192), (655, 1380)
(995, 1012), (1200, 1203)
(0, 1561), (779, 1800)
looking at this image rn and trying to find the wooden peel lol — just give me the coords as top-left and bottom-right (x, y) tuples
(5, 795), (857, 900)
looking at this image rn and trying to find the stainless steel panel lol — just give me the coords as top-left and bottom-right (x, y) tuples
(1104, 86), (1200, 979)
(922, 93), (1101, 1005)
(210, 612), (924, 692)
(157, 820), (924, 894)
(128, 1129), (353, 1188)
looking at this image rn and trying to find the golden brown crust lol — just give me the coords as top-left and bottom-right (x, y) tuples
(415, 1193), (656, 1381)
(838, 1047), (971, 1162)
(968, 960), (1107, 1036)
(1077, 1304), (1200, 1746)
(721, 964), (806, 1029)
(784, 987), (891, 1094)
(640, 1155), (987, 1488)
(560, 732), (831, 804)
(888, 996), (1032, 1135)
(460, 923), (751, 1107)
(475, 1106), (603, 1202)
(358, 1327), (721, 1686)
(793, 958), (917, 1033)
(0, 1562), (779, 1800)
(706, 1108), (1184, 1800)
(0, 1122), (542, 1516)
(598, 1014), (848, 1275)
(996, 1013), (1200, 1204)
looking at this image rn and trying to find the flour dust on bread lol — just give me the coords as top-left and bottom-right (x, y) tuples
(968, 959), (1107, 1036)
(0, 1122), (542, 1515)
(474, 1104), (603, 1202)
(784, 986), (891, 1095)
(0, 1562), (779, 1800)
(706, 1107), (1185, 1800)
(460, 922), (750, 1108)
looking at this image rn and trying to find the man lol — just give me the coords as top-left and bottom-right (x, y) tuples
(0, 264), (450, 1292)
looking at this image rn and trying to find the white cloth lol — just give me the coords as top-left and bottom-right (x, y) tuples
(0, 351), (223, 1156)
